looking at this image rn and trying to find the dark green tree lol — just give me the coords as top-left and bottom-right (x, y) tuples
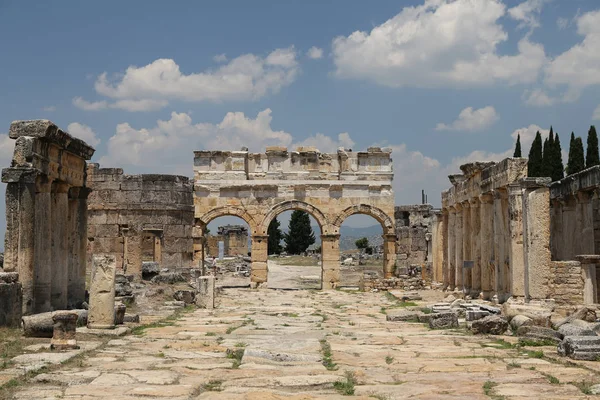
(284, 210), (315, 254)
(567, 135), (586, 175)
(542, 137), (550, 177)
(586, 125), (600, 169)
(355, 237), (369, 250)
(267, 218), (283, 255)
(552, 133), (564, 181)
(513, 134), (522, 157)
(527, 131), (543, 177)
(567, 132), (576, 175)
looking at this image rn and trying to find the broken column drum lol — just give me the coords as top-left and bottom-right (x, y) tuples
(193, 147), (396, 289)
(2, 120), (95, 315)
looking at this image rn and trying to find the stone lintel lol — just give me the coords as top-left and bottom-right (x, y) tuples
(575, 255), (600, 264)
(1, 168), (37, 184)
(9, 120), (95, 160)
(448, 174), (465, 185)
(550, 165), (600, 200)
(518, 177), (551, 189)
(459, 161), (496, 178)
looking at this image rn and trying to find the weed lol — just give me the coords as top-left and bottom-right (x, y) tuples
(333, 371), (356, 396)
(202, 380), (223, 391)
(319, 339), (338, 371)
(543, 373), (560, 384)
(483, 380), (498, 396)
(385, 355), (394, 364)
(572, 380), (596, 395)
(348, 321), (355, 326)
(506, 362), (521, 370)
(234, 342), (247, 348)
(281, 312), (299, 318)
(156, 352), (165, 358)
(523, 350), (544, 359)
(226, 348), (244, 369)
(420, 307), (432, 314)
(205, 332), (216, 336)
(216, 336), (225, 344)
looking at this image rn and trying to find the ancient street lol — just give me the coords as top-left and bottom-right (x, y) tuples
(7, 288), (600, 400)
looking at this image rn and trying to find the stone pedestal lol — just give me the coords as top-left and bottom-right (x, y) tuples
(196, 276), (215, 309)
(51, 311), (79, 350)
(251, 235), (268, 286)
(88, 254), (117, 329)
(321, 234), (340, 289)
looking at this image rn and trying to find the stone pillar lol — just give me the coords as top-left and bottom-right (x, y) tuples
(251, 235), (269, 287)
(479, 194), (494, 300)
(51, 182), (70, 310)
(88, 254), (117, 329)
(73, 187), (90, 306)
(441, 210), (449, 288)
(470, 197), (481, 298)
(321, 234), (341, 289)
(382, 233), (397, 279)
(461, 201), (471, 295)
(508, 183), (525, 299)
(522, 179), (551, 300)
(576, 255), (600, 305)
(492, 189), (505, 302)
(454, 204), (463, 292)
(196, 275), (215, 309)
(3, 169), (37, 315)
(447, 207), (456, 291)
(34, 176), (53, 313)
(50, 311), (79, 350)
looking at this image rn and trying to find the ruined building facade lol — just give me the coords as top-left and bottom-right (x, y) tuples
(86, 164), (194, 277)
(2, 120), (94, 315)
(206, 225), (249, 257)
(395, 205), (436, 278)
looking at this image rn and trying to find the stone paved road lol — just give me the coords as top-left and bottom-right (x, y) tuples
(7, 289), (600, 399)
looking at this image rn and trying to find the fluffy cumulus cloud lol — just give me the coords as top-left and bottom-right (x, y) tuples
(332, 0), (547, 88)
(522, 89), (557, 107)
(593, 105), (600, 121)
(544, 10), (600, 101)
(306, 46), (324, 59)
(67, 122), (101, 147)
(0, 133), (15, 168)
(507, 0), (548, 30)
(435, 106), (499, 132)
(75, 47), (299, 112)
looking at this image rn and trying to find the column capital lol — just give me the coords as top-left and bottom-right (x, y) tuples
(494, 188), (508, 199)
(479, 193), (494, 204)
(52, 181), (70, 194)
(454, 203), (463, 211)
(35, 175), (54, 193)
(469, 197), (480, 207)
(461, 200), (470, 208)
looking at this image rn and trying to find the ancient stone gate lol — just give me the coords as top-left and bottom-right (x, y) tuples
(193, 146), (396, 288)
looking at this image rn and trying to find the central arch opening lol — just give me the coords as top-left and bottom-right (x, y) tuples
(266, 209), (323, 290)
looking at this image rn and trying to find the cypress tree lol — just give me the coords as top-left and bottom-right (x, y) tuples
(267, 218), (283, 255)
(552, 133), (564, 181)
(567, 136), (586, 175)
(513, 134), (522, 157)
(284, 210), (315, 254)
(586, 125), (600, 168)
(527, 131), (543, 177)
(567, 132), (576, 175)
(542, 137), (550, 177)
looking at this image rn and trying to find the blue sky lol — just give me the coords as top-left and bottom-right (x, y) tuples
(1, 0), (599, 238)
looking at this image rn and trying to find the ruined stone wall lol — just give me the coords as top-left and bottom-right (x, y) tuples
(550, 166), (600, 261)
(221, 226), (249, 256)
(440, 158), (555, 303)
(547, 261), (584, 307)
(87, 164), (194, 277)
(394, 205), (435, 278)
(0, 272), (22, 327)
(206, 235), (221, 258)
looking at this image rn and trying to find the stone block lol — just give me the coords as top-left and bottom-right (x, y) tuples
(471, 315), (508, 335)
(516, 325), (563, 344)
(466, 310), (491, 321)
(114, 303), (126, 325)
(428, 312), (458, 329)
(558, 336), (600, 360)
(386, 310), (423, 322)
(196, 276), (215, 309)
(558, 323), (597, 337)
(0, 279), (22, 327)
(174, 290), (195, 304)
(510, 315), (533, 330)
(50, 311), (79, 351)
(88, 254), (116, 330)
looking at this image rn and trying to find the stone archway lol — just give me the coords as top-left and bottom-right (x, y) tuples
(333, 204), (397, 279)
(193, 146), (395, 288)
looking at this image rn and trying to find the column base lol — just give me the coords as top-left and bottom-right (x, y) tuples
(322, 269), (339, 290)
(87, 323), (115, 330)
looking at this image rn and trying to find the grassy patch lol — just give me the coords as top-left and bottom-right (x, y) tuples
(205, 332), (217, 336)
(506, 362), (521, 370)
(235, 342), (247, 348)
(522, 349), (544, 359)
(518, 338), (557, 347)
(572, 380), (597, 395)
(420, 307), (433, 314)
(385, 355), (394, 365)
(281, 312), (299, 318)
(226, 348), (244, 369)
(543, 373), (560, 385)
(202, 380), (223, 391)
(320, 339), (338, 371)
(334, 371), (356, 396)
(483, 380), (498, 395)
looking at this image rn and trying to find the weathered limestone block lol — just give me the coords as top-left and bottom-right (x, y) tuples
(174, 290), (195, 304)
(50, 311), (79, 351)
(114, 303), (126, 325)
(428, 312), (458, 329)
(142, 261), (160, 280)
(502, 302), (552, 327)
(196, 276), (215, 309)
(516, 325), (563, 344)
(558, 323), (597, 337)
(386, 310), (423, 322)
(509, 315), (533, 330)
(558, 336), (600, 360)
(471, 315), (508, 335)
(88, 255), (116, 329)
(466, 309), (491, 321)
(0, 272), (22, 327)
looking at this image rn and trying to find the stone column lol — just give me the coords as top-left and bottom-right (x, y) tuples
(461, 201), (471, 295)
(479, 194), (494, 300)
(470, 197), (481, 298)
(67, 187), (89, 308)
(382, 233), (397, 279)
(508, 184), (525, 299)
(492, 189), (506, 302)
(447, 207), (456, 291)
(522, 179), (551, 300)
(3, 169), (37, 315)
(51, 182), (70, 310)
(454, 203), (463, 292)
(88, 254), (117, 329)
(441, 210), (449, 288)
(321, 234), (341, 289)
(251, 235), (269, 287)
(575, 255), (600, 305)
(34, 176), (53, 313)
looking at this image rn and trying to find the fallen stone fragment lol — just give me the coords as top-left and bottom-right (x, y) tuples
(151, 272), (186, 284)
(502, 302), (552, 327)
(173, 290), (195, 304)
(471, 315), (508, 335)
(554, 307), (597, 329)
(386, 310), (423, 322)
(479, 304), (501, 314)
(142, 261), (160, 280)
(516, 325), (563, 344)
(466, 309), (491, 322)
(22, 310), (88, 338)
(114, 303), (126, 325)
(557, 322), (597, 337)
(123, 313), (140, 323)
(428, 312), (458, 329)
(558, 336), (600, 360)
(509, 315), (533, 331)
(50, 311), (79, 351)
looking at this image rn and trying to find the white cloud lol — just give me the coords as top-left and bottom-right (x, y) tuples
(67, 122), (101, 147)
(213, 53), (227, 63)
(73, 97), (108, 111)
(332, 0), (547, 88)
(545, 10), (600, 101)
(99, 109), (294, 174)
(593, 105), (600, 121)
(435, 106), (499, 132)
(307, 46), (324, 59)
(507, 0), (548, 30)
(522, 88), (557, 107)
(42, 106), (56, 112)
(82, 47), (299, 112)
(0, 133), (15, 168)
(557, 17), (569, 30)
(293, 132), (355, 152)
